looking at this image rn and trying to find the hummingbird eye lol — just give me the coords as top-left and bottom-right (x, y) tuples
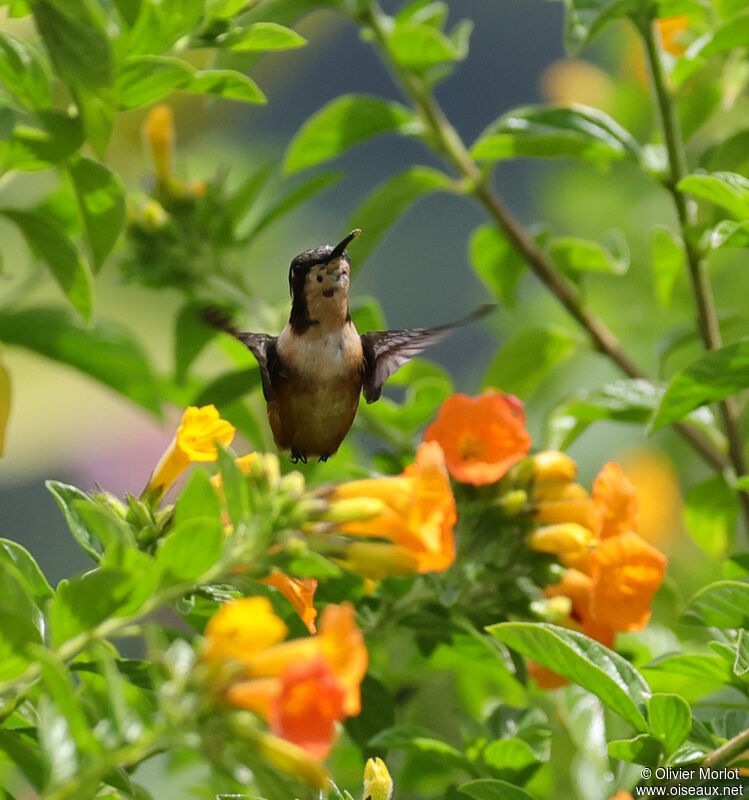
(316, 274), (323, 283)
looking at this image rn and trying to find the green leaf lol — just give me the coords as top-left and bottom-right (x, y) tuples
(702, 8), (749, 55)
(0, 307), (162, 415)
(469, 225), (526, 306)
(487, 622), (650, 732)
(651, 338), (749, 430)
(472, 104), (640, 164)
(684, 475), (738, 558)
(549, 232), (629, 277)
(0, 539), (53, 603)
(546, 378), (657, 446)
(1, 109), (85, 171)
(344, 674), (395, 753)
(194, 368), (261, 407)
(483, 327), (576, 398)
(607, 733), (662, 765)
(284, 94), (415, 174)
(187, 69), (266, 104)
(116, 55), (194, 109)
(46, 481), (104, 561)
(206, 0), (250, 18)
(387, 22), (461, 70)
(647, 693), (691, 756)
(369, 725), (472, 772)
(0, 561), (44, 679)
(0, 352), (8, 456)
(0, 33), (52, 110)
(73, 502), (136, 552)
(483, 737), (543, 775)
(0, 730), (45, 790)
(345, 166), (453, 269)
(735, 629), (749, 677)
(651, 226), (684, 309)
(156, 518), (224, 585)
(459, 779), (537, 800)
(50, 566), (150, 647)
(0, 208), (92, 321)
(217, 444), (250, 526)
(678, 172), (749, 220)
(173, 469), (222, 526)
(125, 0), (203, 56)
(681, 580), (749, 629)
(643, 653), (732, 701)
(31, 0), (113, 92)
(68, 156), (126, 270)
(706, 220), (749, 251)
(218, 22), (306, 51)
(74, 87), (116, 158)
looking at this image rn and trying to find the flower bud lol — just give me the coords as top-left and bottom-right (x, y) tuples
(322, 497), (387, 524)
(532, 450), (577, 483)
(363, 757), (393, 800)
(144, 104), (174, 185)
(529, 523), (596, 558)
(499, 489), (528, 515)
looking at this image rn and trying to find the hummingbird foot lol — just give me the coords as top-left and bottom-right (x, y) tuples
(290, 448), (307, 464)
(318, 454), (329, 463)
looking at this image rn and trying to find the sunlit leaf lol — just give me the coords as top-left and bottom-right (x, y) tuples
(0, 209), (93, 321)
(284, 94), (415, 173)
(0, 539), (53, 604)
(0, 308), (162, 414)
(173, 469), (222, 527)
(607, 733), (662, 766)
(0, 33), (52, 110)
(678, 171), (749, 220)
(68, 156), (126, 270)
(705, 220), (749, 250)
(0, 109), (84, 171)
(472, 104), (640, 163)
(218, 22), (306, 51)
(483, 327), (577, 398)
(469, 225), (526, 306)
(651, 226), (684, 309)
(702, 7), (749, 56)
(345, 166), (453, 269)
(488, 622), (650, 731)
(681, 580), (749, 628)
(548, 231), (629, 277)
(116, 55), (193, 109)
(647, 693), (691, 756)
(735, 629), (749, 677)
(156, 519), (224, 585)
(125, 0), (203, 56)
(187, 69), (266, 103)
(652, 338), (749, 430)
(387, 21), (461, 70)
(684, 475), (738, 557)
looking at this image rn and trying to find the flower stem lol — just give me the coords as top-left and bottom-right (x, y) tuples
(702, 724), (749, 771)
(638, 15), (749, 523)
(358, 2), (726, 473)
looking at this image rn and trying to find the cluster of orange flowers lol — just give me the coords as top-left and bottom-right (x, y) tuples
(202, 597), (367, 777)
(528, 458), (667, 687)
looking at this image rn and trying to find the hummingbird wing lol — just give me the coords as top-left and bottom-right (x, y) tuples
(360, 304), (494, 403)
(202, 308), (281, 401)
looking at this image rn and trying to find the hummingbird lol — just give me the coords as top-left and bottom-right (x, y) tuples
(207, 229), (492, 463)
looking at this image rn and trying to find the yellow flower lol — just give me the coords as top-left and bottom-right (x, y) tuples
(528, 523), (596, 564)
(363, 757), (394, 800)
(657, 15), (690, 57)
(330, 442), (457, 575)
(146, 405), (235, 496)
(144, 104), (174, 185)
(532, 450), (577, 483)
(203, 596), (288, 664)
(533, 481), (601, 534)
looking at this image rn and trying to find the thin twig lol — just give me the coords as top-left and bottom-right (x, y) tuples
(358, 2), (727, 473)
(638, 15), (749, 523)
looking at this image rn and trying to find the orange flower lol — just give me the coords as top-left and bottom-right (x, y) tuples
(657, 15), (689, 57)
(527, 661), (569, 690)
(271, 657), (346, 758)
(589, 532), (667, 631)
(331, 442), (457, 575)
(609, 793), (634, 800)
(261, 573), (318, 634)
(423, 391), (531, 485)
(205, 599), (367, 760)
(534, 481), (601, 537)
(593, 461), (638, 539)
(620, 449), (681, 545)
(545, 569), (615, 646)
(146, 405), (235, 497)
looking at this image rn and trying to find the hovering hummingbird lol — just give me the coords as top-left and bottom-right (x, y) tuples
(207, 229), (492, 463)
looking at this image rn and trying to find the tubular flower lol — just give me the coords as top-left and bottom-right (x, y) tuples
(423, 390), (531, 485)
(363, 757), (394, 800)
(589, 532), (667, 631)
(593, 461), (638, 540)
(657, 15), (690, 56)
(147, 405), (235, 496)
(206, 598), (354, 760)
(144, 104), (174, 184)
(533, 481), (601, 536)
(528, 523), (596, 565)
(205, 599), (367, 759)
(261, 573), (318, 634)
(330, 441), (457, 575)
(532, 450), (577, 483)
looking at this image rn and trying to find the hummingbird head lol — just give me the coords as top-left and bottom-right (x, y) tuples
(288, 229), (360, 333)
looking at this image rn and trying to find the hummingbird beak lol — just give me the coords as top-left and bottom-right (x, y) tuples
(327, 228), (361, 264)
